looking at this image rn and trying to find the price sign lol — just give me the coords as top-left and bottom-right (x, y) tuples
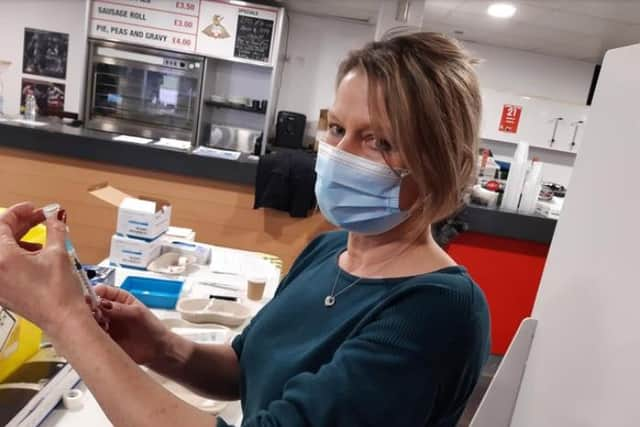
(90, 0), (279, 62)
(499, 104), (523, 133)
(175, 1), (197, 12)
(172, 36), (193, 47)
(90, 0), (198, 52)
(174, 18), (194, 29)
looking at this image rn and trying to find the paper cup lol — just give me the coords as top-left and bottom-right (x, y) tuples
(246, 276), (267, 301)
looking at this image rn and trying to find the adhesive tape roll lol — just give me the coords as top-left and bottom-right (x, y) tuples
(63, 388), (84, 410)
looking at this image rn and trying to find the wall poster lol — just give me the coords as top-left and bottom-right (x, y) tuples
(20, 78), (66, 117)
(22, 28), (69, 79)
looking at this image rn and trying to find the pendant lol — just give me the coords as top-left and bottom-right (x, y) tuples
(324, 295), (336, 307)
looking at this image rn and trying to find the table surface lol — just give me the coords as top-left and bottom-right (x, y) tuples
(39, 243), (282, 427)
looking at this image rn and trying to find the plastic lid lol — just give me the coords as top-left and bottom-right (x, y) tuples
(42, 203), (60, 219)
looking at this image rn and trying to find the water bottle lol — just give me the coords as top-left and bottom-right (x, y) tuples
(0, 79), (4, 116)
(24, 93), (37, 121)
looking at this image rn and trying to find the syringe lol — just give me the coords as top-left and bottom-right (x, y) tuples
(42, 204), (100, 310)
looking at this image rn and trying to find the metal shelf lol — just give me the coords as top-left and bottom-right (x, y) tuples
(204, 100), (265, 115)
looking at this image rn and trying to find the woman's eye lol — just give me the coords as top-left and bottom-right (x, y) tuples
(365, 136), (393, 152)
(375, 139), (393, 152)
(328, 124), (345, 137)
(326, 124), (345, 144)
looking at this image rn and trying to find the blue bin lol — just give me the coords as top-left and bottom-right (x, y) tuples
(120, 277), (184, 309)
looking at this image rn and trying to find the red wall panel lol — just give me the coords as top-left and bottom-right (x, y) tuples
(447, 232), (549, 354)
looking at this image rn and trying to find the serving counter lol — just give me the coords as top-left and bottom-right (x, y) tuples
(0, 119), (556, 243)
(0, 119), (557, 354)
(0, 119), (332, 273)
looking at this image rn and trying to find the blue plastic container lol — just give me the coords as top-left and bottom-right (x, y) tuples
(120, 277), (184, 309)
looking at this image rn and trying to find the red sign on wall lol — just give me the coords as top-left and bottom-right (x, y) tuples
(499, 104), (523, 133)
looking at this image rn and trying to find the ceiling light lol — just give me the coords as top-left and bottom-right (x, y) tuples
(230, 0), (248, 6)
(487, 3), (517, 18)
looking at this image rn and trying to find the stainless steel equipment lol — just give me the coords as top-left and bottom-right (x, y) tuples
(206, 124), (261, 154)
(85, 40), (204, 141)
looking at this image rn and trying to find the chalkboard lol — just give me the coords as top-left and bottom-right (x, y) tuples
(234, 14), (274, 63)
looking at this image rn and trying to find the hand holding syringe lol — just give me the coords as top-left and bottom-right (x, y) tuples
(42, 203), (100, 311)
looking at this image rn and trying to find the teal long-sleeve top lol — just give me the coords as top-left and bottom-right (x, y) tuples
(217, 231), (490, 427)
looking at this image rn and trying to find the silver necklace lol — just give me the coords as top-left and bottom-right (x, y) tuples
(324, 269), (363, 307)
(326, 242), (417, 308)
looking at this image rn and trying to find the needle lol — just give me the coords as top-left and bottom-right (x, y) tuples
(42, 203), (100, 309)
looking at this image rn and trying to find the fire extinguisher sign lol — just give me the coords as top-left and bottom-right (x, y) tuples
(499, 104), (523, 133)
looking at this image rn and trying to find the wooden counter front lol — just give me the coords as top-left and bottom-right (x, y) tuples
(0, 147), (332, 273)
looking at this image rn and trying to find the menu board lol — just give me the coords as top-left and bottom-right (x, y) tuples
(89, 0), (200, 53)
(196, 1), (277, 64)
(88, 0), (278, 64)
(234, 14), (273, 62)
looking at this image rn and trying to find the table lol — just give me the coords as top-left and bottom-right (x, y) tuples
(40, 243), (282, 427)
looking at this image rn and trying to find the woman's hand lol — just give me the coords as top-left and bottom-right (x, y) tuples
(94, 285), (172, 366)
(94, 285), (241, 400)
(0, 203), (89, 339)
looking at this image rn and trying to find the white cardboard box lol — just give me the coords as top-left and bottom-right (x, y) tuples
(161, 239), (211, 265)
(535, 197), (565, 220)
(109, 234), (163, 269)
(166, 226), (196, 242)
(89, 183), (172, 241)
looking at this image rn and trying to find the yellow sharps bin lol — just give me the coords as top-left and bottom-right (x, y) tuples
(0, 207), (45, 381)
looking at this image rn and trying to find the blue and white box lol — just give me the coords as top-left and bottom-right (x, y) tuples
(89, 183), (172, 241)
(109, 234), (163, 269)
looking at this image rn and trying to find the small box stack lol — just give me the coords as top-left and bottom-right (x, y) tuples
(89, 183), (172, 269)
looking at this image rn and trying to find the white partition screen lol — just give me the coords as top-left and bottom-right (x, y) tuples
(510, 44), (640, 427)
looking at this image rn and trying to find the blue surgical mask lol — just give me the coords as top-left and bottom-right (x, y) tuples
(314, 141), (410, 235)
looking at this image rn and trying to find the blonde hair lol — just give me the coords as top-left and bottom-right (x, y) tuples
(337, 32), (481, 227)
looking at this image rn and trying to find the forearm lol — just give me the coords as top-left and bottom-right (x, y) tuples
(148, 332), (242, 401)
(51, 312), (216, 427)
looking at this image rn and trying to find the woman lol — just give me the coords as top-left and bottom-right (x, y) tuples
(0, 32), (489, 426)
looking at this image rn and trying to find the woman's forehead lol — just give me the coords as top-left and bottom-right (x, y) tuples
(332, 70), (390, 132)
(333, 71), (369, 117)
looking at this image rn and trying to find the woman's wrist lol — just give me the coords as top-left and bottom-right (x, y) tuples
(44, 299), (95, 343)
(147, 328), (195, 374)
(46, 306), (104, 359)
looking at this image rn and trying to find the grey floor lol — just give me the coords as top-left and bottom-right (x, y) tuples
(457, 355), (503, 427)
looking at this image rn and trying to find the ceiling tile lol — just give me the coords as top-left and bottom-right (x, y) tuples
(604, 23), (640, 46)
(501, 20), (600, 47)
(283, 0), (640, 63)
(550, 1), (640, 25)
(446, 9), (512, 33)
(283, 0), (380, 21)
(455, 0), (547, 20)
(422, 21), (458, 35)
(424, 2), (459, 21)
(424, 0), (466, 11)
(531, 42), (602, 62)
(421, 20), (495, 45)
(537, 9), (612, 36)
(453, 0), (493, 15)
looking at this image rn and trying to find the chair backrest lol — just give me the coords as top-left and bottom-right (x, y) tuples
(470, 318), (537, 427)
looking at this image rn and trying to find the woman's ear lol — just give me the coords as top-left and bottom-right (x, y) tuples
(399, 175), (420, 210)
